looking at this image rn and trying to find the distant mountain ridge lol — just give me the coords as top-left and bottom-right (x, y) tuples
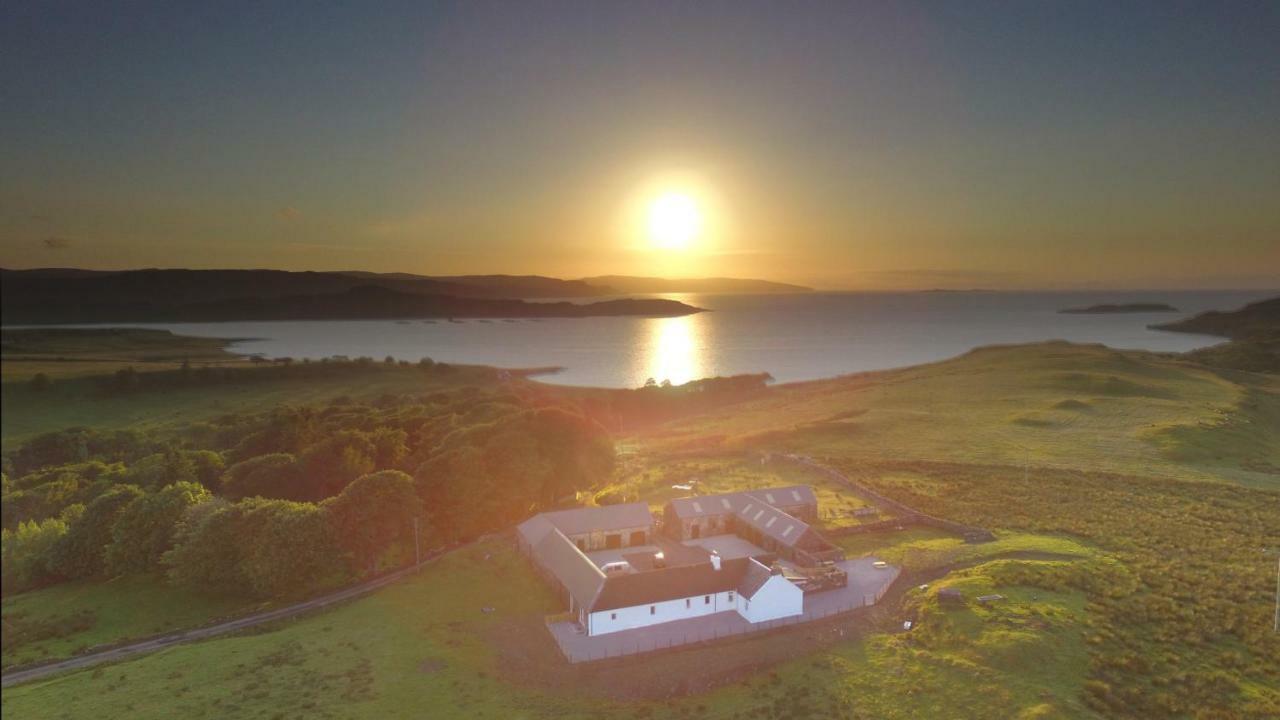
(578, 275), (811, 294)
(1, 268), (773, 324)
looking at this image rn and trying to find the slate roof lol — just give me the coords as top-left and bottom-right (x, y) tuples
(591, 557), (752, 612)
(737, 559), (775, 599)
(665, 485), (817, 520)
(517, 503), (653, 546)
(732, 498), (813, 548)
(531, 528), (606, 610)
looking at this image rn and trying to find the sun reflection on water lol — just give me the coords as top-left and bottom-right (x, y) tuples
(641, 312), (709, 386)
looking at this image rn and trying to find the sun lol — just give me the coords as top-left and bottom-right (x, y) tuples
(647, 192), (701, 249)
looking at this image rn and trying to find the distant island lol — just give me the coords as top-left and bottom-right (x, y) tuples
(1059, 302), (1179, 314)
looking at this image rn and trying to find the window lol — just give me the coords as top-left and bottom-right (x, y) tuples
(704, 595), (711, 604)
(610, 613), (616, 620)
(685, 599), (691, 609)
(650, 605), (656, 615)
(745, 600), (750, 611)
(727, 591), (735, 602)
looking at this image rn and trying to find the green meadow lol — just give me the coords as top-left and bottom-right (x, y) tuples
(2, 341), (1277, 719)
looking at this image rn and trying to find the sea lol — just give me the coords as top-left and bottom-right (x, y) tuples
(65, 290), (1276, 388)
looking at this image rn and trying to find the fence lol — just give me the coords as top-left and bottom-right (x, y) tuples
(557, 566), (901, 663)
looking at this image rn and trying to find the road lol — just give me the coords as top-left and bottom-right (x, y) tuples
(1, 545), (457, 689)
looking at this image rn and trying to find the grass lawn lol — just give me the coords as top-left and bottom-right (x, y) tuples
(836, 529), (1096, 572)
(654, 342), (1280, 489)
(2, 576), (262, 669)
(699, 558), (1098, 720)
(1, 540), (1101, 720)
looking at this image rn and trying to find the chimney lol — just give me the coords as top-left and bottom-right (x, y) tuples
(710, 551), (721, 571)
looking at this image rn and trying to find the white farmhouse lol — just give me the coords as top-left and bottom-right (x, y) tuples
(517, 489), (822, 638)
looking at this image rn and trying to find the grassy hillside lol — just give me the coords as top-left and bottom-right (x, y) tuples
(658, 342), (1280, 488)
(3, 577), (260, 669)
(1, 541), (1106, 720)
(2, 341), (1276, 718)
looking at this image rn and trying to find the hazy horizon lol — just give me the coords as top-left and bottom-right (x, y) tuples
(3, 2), (1278, 290)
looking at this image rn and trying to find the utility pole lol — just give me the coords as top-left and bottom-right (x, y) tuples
(414, 517), (421, 566)
(1269, 549), (1279, 634)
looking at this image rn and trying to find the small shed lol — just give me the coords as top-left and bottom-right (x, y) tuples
(938, 587), (964, 604)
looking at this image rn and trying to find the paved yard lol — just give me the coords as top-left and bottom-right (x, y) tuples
(681, 534), (768, 560)
(547, 556), (900, 663)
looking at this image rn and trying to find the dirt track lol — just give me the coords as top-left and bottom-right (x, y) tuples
(1, 545), (459, 689)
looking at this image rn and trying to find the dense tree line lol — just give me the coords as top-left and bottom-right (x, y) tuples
(1, 386), (615, 600)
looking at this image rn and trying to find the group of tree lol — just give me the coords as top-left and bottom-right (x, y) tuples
(2, 385), (616, 601)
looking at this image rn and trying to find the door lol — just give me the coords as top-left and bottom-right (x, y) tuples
(629, 530), (646, 546)
(691, 524), (700, 539)
(605, 533), (621, 549)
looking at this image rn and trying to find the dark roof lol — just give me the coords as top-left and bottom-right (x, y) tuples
(517, 503), (653, 546)
(666, 485), (817, 520)
(621, 537), (710, 571)
(532, 528), (606, 610)
(591, 558), (752, 612)
(737, 559), (775, 599)
(732, 499), (813, 548)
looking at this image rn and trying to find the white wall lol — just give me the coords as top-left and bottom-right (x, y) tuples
(738, 575), (804, 623)
(589, 590), (738, 636)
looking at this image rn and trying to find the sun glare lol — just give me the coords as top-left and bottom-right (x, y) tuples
(647, 192), (701, 250)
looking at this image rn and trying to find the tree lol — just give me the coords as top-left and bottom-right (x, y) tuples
(165, 497), (342, 599)
(47, 484), (144, 579)
(220, 453), (300, 500)
(326, 470), (418, 573)
(1, 517), (68, 594)
(104, 481), (211, 576)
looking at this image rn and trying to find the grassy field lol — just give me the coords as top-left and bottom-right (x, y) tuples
(0, 363), (494, 452)
(658, 342), (1280, 488)
(834, 527), (1094, 571)
(2, 576), (261, 669)
(1, 540), (1102, 720)
(3, 340), (1277, 718)
(1, 328), (248, 381)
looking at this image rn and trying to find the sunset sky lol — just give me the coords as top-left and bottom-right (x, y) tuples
(2, 1), (1277, 290)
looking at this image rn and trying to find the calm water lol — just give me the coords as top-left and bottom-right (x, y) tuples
(73, 290), (1275, 388)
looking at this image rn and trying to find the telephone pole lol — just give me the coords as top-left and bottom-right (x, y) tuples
(413, 517), (421, 566)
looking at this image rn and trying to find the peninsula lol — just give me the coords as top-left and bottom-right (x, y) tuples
(1058, 302), (1178, 314)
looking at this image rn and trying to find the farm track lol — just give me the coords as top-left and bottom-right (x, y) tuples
(0, 543), (464, 688)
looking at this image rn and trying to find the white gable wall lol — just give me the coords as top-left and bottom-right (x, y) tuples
(739, 575), (804, 623)
(588, 590), (738, 636)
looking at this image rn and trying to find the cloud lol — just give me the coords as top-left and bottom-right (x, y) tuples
(276, 206), (302, 222)
(41, 236), (72, 250)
